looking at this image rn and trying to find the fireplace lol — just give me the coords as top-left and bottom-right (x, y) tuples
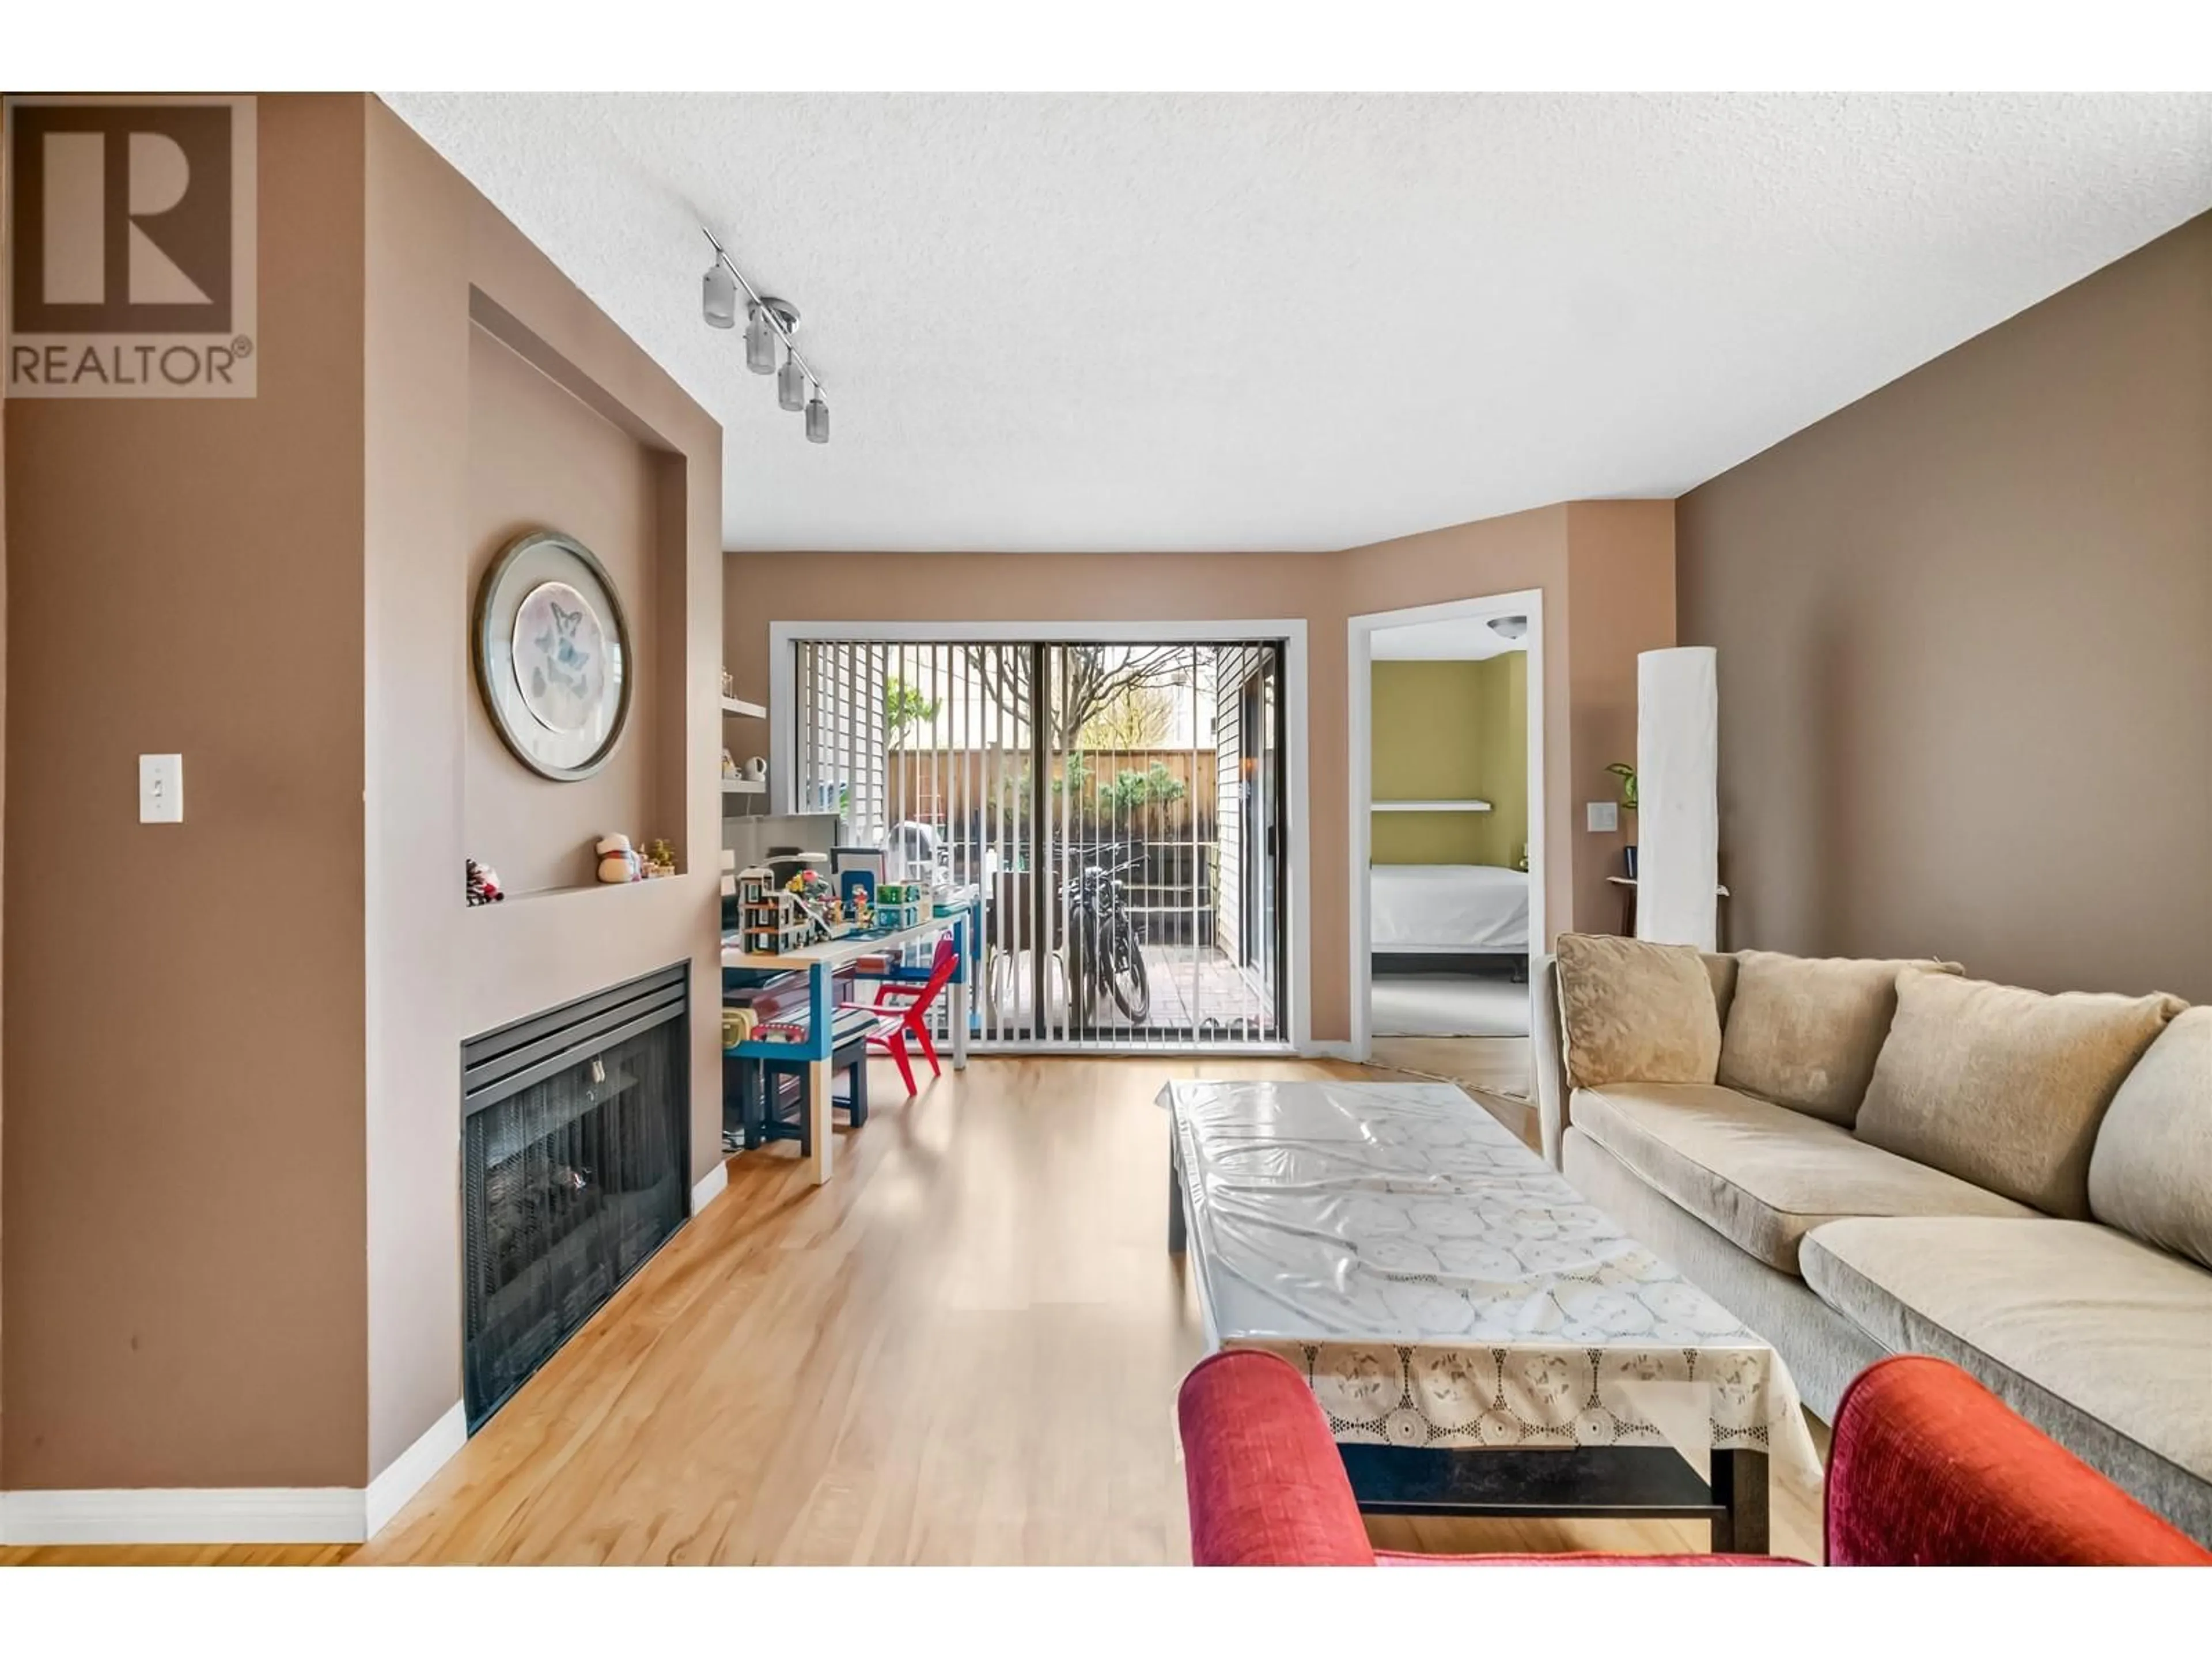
(461, 964), (690, 1430)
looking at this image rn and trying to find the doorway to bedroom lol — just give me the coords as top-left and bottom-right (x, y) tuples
(1349, 591), (1543, 1103)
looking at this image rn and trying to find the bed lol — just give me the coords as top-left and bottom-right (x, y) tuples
(1368, 862), (1528, 954)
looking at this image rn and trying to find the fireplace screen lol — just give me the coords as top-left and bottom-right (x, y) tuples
(461, 964), (688, 1431)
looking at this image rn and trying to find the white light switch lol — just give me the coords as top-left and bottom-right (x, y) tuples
(139, 753), (184, 823)
(1586, 800), (1619, 834)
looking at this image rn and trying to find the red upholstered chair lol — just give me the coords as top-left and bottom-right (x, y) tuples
(842, 931), (960, 1097)
(1177, 1350), (2212, 1567)
(1825, 1354), (2212, 1566)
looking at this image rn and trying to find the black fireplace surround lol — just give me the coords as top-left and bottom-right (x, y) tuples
(461, 964), (690, 1431)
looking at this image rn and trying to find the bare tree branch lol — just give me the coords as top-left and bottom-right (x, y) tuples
(963, 645), (1190, 753)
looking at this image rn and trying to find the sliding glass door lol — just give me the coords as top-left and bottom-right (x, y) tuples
(793, 639), (1287, 1048)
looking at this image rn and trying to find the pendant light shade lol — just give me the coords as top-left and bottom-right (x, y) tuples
(805, 388), (830, 445)
(778, 348), (806, 412)
(702, 262), (738, 329)
(744, 304), (778, 374)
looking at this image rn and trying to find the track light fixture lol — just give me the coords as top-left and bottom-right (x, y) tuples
(702, 263), (738, 329)
(700, 226), (828, 444)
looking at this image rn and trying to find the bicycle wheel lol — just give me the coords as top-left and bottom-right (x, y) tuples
(1107, 916), (1150, 1022)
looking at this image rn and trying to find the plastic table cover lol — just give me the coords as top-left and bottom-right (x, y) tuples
(1161, 1078), (1821, 1483)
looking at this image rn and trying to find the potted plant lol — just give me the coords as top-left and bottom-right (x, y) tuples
(1606, 763), (1639, 878)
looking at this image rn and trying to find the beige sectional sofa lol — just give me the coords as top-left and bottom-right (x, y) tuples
(1532, 935), (2212, 1543)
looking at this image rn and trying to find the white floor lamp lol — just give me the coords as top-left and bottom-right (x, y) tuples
(1635, 647), (1719, 951)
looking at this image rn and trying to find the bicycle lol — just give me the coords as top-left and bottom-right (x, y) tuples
(1063, 849), (1150, 1023)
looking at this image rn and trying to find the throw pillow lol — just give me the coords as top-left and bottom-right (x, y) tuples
(1856, 969), (2184, 1217)
(1552, 932), (1722, 1089)
(2085, 1007), (2212, 1270)
(1717, 951), (1963, 1127)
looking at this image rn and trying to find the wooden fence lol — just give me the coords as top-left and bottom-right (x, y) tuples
(886, 747), (1218, 839)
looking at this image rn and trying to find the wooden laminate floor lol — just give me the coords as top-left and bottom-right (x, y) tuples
(1, 1055), (1823, 1566)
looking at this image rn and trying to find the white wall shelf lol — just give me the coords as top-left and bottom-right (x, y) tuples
(721, 696), (768, 719)
(1372, 798), (1491, 812)
(721, 778), (766, 796)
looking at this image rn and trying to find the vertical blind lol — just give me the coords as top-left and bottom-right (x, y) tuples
(793, 640), (1286, 1049)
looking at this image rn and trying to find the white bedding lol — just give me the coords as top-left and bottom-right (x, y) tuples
(1369, 862), (1528, 952)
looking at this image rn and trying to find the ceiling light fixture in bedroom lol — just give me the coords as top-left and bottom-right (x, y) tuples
(700, 226), (828, 444)
(1488, 615), (1529, 640)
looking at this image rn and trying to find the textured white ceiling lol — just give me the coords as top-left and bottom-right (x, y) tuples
(1373, 616), (1528, 661)
(383, 93), (2212, 554)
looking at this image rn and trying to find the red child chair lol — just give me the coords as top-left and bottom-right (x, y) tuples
(843, 931), (961, 1098)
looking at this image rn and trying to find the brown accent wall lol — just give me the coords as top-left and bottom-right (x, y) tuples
(1677, 213), (2212, 1001)
(1566, 501), (1678, 944)
(0, 95), (722, 1494)
(360, 102), (722, 1478)
(725, 502), (1675, 1040)
(3, 96), (372, 1488)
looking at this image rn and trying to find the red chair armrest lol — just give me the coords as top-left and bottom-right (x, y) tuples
(1827, 1355), (2212, 1566)
(1177, 1351), (1376, 1566)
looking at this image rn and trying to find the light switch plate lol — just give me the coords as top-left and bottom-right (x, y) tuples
(1586, 800), (1619, 834)
(139, 753), (184, 823)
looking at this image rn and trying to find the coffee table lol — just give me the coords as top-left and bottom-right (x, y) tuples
(1160, 1078), (1821, 1552)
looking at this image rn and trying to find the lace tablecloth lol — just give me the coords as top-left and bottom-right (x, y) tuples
(1162, 1078), (1821, 1483)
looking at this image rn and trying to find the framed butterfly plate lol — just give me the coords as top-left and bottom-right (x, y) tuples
(472, 529), (634, 782)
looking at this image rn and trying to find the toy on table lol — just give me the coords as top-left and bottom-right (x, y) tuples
(874, 881), (925, 929)
(736, 865), (810, 955)
(786, 868), (849, 941)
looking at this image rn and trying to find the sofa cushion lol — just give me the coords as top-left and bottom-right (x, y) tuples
(1570, 1082), (2036, 1275)
(1552, 933), (1721, 1089)
(2088, 1007), (2212, 1271)
(1703, 952), (1739, 1029)
(1716, 951), (1960, 1127)
(1802, 1217), (2212, 1540)
(1855, 970), (2184, 1218)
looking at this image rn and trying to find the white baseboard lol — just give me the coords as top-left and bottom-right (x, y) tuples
(0, 1397), (468, 1545)
(690, 1157), (729, 1213)
(0, 1486), (366, 1546)
(1302, 1040), (1360, 1061)
(364, 1400), (465, 1538)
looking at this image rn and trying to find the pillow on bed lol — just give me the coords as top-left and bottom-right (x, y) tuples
(1552, 933), (1722, 1089)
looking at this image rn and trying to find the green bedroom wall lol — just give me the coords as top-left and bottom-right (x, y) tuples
(1370, 654), (1528, 866)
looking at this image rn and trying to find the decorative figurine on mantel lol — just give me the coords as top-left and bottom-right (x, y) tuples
(465, 858), (505, 906)
(596, 834), (643, 884)
(642, 838), (678, 879)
